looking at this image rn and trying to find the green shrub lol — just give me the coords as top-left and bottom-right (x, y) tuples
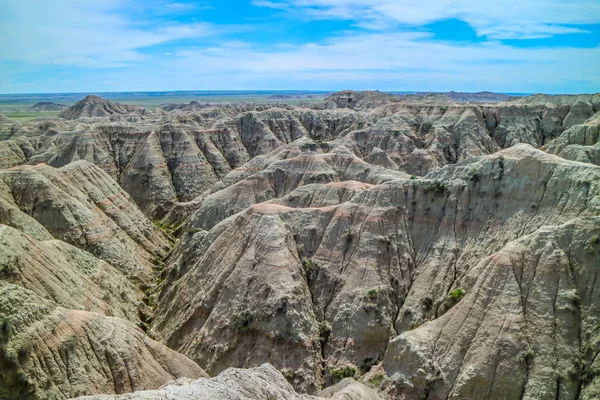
(448, 288), (465, 302)
(319, 321), (332, 343)
(302, 259), (318, 274)
(442, 288), (465, 311)
(233, 311), (254, 333)
(418, 180), (450, 194)
(366, 288), (379, 301)
(330, 365), (357, 383)
(469, 168), (480, 182)
(433, 181), (449, 192)
(368, 372), (386, 388)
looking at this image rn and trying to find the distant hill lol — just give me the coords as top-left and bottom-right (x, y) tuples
(268, 94), (297, 99)
(29, 101), (68, 111)
(412, 91), (513, 102)
(58, 95), (148, 119)
(268, 93), (327, 100)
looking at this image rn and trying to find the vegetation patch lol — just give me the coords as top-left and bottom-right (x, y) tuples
(415, 179), (450, 194)
(440, 288), (465, 314)
(329, 365), (358, 384)
(153, 220), (178, 244)
(318, 321), (332, 344)
(468, 168), (480, 182)
(302, 259), (318, 274)
(448, 288), (465, 303)
(233, 311), (255, 333)
(365, 288), (380, 302)
(367, 372), (387, 388)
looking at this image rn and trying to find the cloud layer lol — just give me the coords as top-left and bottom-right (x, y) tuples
(254, 0), (600, 39)
(0, 0), (598, 93)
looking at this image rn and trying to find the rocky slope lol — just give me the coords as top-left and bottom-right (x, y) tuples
(75, 364), (382, 400)
(0, 159), (206, 399)
(411, 91), (513, 102)
(0, 114), (21, 140)
(0, 282), (206, 400)
(1, 92), (597, 220)
(0, 161), (169, 284)
(58, 95), (151, 120)
(545, 112), (600, 166)
(148, 143), (600, 398)
(1, 91), (600, 400)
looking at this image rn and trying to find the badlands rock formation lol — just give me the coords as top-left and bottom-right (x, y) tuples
(0, 114), (21, 140)
(0, 91), (599, 399)
(411, 91), (513, 102)
(0, 283), (206, 400)
(29, 102), (68, 112)
(545, 112), (600, 166)
(1, 91), (598, 220)
(58, 95), (150, 120)
(75, 364), (382, 400)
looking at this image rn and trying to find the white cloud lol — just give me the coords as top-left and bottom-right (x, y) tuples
(0, 0), (215, 67)
(166, 31), (600, 92)
(255, 0), (600, 39)
(0, 0), (598, 93)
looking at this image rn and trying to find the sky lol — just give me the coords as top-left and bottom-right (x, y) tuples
(1, 0), (599, 94)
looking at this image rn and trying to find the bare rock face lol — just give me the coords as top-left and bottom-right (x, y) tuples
(1, 93), (597, 220)
(2, 91), (600, 400)
(151, 144), (600, 397)
(323, 90), (400, 110)
(382, 215), (600, 399)
(0, 158), (205, 399)
(189, 141), (407, 231)
(0, 282), (207, 400)
(0, 142), (212, 399)
(73, 364), (382, 400)
(0, 225), (142, 322)
(0, 161), (168, 284)
(545, 112), (600, 166)
(413, 91), (513, 102)
(58, 95), (150, 120)
(0, 114), (21, 141)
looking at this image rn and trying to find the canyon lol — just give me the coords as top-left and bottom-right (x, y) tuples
(0, 91), (599, 399)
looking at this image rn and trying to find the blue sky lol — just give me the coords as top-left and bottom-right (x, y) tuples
(1, 0), (599, 94)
